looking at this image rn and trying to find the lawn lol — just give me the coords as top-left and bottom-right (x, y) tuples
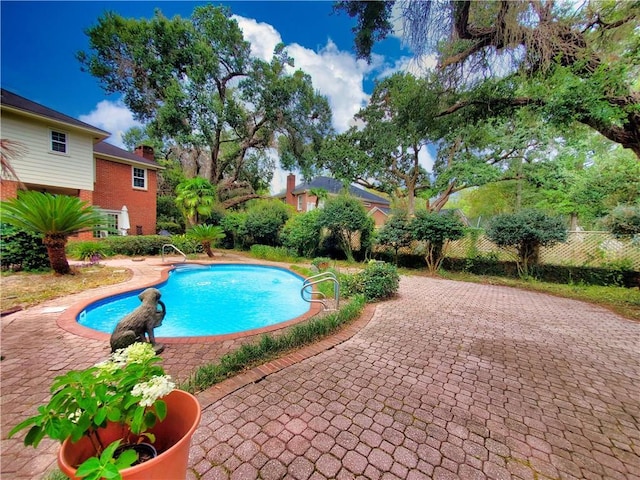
(1, 266), (132, 313)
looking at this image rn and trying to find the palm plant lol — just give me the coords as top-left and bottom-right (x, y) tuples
(0, 191), (107, 274)
(187, 224), (226, 257)
(175, 178), (217, 227)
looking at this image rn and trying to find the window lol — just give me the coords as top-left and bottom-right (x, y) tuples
(297, 195), (303, 211)
(133, 167), (147, 189)
(94, 212), (118, 238)
(50, 130), (67, 154)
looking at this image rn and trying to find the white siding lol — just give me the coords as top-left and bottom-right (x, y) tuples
(1, 112), (95, 190)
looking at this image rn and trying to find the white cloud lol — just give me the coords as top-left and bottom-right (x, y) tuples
(79, 100), (142, 148)
(234, 15), (373, 134)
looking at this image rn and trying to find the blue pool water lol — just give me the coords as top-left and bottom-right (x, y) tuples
(78, 264), (310, 337)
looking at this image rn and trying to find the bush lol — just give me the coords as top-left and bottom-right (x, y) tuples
(602, 204), (640, 238)
(169, 234), (203, 255)
(249, 245), (297, 262)
(281, 210), (322, 258)
(243, 200), (292, 247)
(101, 235), (171, 256)
(341, 261), (400, 301)
(0, 223), (49, 271)
(220, 212), (248, 249)
(66, 241), (112, 261)
(486, 209), (567, 277)
(318, 195), (374, 262)
(156, 221), (183, 235)
(410, 211), (465, 274)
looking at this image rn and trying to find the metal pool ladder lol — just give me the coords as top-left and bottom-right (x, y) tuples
(301, 272), (340, 311)
(162, 244), (187, 263)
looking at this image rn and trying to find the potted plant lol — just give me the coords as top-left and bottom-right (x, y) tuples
(9, 342), (201, 480)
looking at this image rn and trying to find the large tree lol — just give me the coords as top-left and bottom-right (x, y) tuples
(322, 72), (558, 214)
(79, 6), (333, 206)
(336, 0), (640, 159)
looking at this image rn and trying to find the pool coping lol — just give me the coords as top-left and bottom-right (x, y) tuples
(57, 262), (324, 343)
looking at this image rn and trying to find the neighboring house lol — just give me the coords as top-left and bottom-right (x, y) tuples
(276, 174), (391, 226)
(0, 88), (161, 239)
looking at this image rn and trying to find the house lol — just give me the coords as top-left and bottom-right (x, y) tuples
(276, 174), (391, 226)
(0, 88), (161, 239)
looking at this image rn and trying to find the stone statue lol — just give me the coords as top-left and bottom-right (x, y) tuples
(110, 288), (166, 353)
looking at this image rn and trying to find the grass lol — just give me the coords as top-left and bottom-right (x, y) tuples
(437, 270), (640, 321)
(181, 295), (366, 393)
(1, 265), (133, 312)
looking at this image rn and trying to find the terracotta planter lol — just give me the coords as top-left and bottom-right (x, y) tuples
(58, 390), (201, 480)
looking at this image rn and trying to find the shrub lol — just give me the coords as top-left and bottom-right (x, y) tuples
(102, 235), (170, 256)
(410, 211), (465, 274)
(66, 241), (112, 261)
(318, 195), (374, 262)
(169, 234), (203, 255)
(0, 223), (49, 271)
(156, 221), (183, 235)
(249, 245), (297, 262)
(281, 210), (322, 258)
(377, 212), (413, 265)
(486, 209), (567, 277)
(601, 204), (640, 238)
(341, 261), (400, 301)
(312, 257), (332, 271)
(243, 200), (292, 247)
(220, 212), (248, 249)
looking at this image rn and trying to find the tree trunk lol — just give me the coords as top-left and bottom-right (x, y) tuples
(43, 234), (71, 275)
(203, 241), (214, 258)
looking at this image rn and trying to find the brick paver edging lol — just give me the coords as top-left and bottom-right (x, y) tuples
(196, 303), (376, 409)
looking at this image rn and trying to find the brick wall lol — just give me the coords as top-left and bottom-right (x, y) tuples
(93, 158), (158, 235)
(0, 180), (18, 200)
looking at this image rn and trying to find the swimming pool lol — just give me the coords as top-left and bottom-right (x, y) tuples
(78, 264), (311, 337)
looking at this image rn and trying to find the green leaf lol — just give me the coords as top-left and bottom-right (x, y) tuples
(114, 448), (138, 469)
(154, 399), (167, 421)
(75, 457), (102, 478)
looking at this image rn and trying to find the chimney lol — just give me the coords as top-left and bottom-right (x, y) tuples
(134, 145), (155, 161)
(286, 173), (296, 207)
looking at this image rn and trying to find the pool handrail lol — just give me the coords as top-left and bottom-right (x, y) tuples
(162, 244), (187, 263)
(301, 271), (340, 311)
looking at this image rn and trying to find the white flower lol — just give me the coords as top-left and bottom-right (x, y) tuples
(67, 409), (82, 424)
(94, 360), (118, 374)
(131, 375), (175, 407)
(111, 342), (156, 366)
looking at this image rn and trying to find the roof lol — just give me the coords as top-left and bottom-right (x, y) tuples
(279, 176), (390, 205)
(0, 88), (109, 138)
(93, 141), (161, 169)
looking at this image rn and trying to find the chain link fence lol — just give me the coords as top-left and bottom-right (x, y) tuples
(446, 231), (640, 271)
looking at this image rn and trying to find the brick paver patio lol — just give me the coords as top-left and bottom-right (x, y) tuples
(2, 259), (639, 479)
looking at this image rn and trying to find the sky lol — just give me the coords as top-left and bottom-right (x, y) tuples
(1, 1), (423, 192)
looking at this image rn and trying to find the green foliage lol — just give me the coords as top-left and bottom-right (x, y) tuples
(243, 200), (292, 247)
(220, 212), (248, 249)
(0, 192), (109, 274)
(1, 191), (107, 236)
(0, 223), (49, 272)
(156, 195), (185, 232)
(311, 257), (333, 271)
(340, 261), (400, 301)
(167, 234), (202, 255)
(175, 178), (217, 226)
(66, 241), (111, 262)
(9, 343), (174, 480)
(186, 224), (225, 257)
(183, 296), (366, 392)
(317, 195), (374, 262)
(486, 209), (568, 277)
(376, 212), (413, 264)
(156, 221), (183, 235)
(249, 245), (297, 263)
(410, 211), (466, 274)
(601, 204), (640, 238)
(79, 5), (332, 203)
(102, 235), (171, 256)
(280, 209), (322, 258)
